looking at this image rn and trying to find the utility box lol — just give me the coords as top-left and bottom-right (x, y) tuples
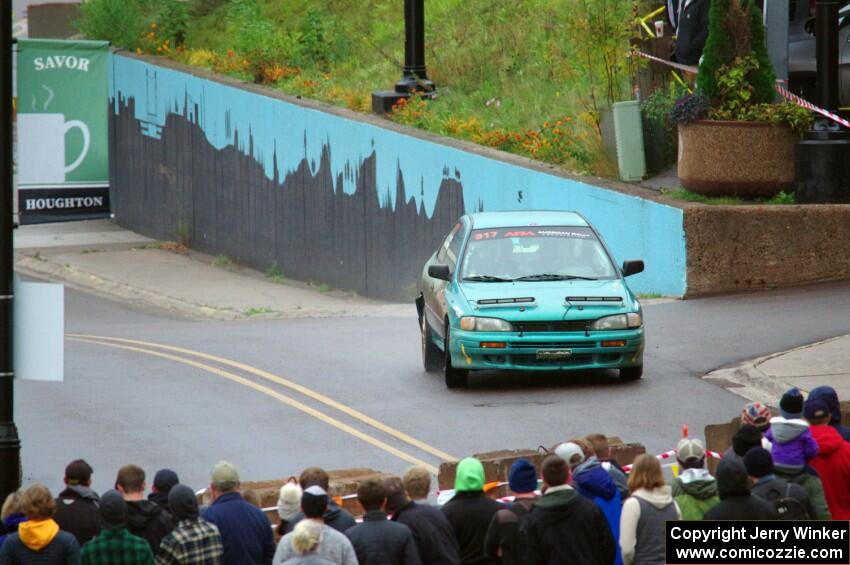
(613, 100), (647, 182)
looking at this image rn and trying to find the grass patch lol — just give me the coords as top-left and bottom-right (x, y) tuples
(213, 254), (234, 270)
(309, 281), (332, 293)
(76, 0), (659, 177)
(662, 188), (796, 206)
(265, 261), (285, 283)
(637, 293), (663, 299)
(243, 306), (275, 316)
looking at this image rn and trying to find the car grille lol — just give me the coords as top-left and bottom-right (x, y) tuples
(514, 321), (589, 333)
(509, 342), (594, 349)
(511, 354), (594, 366)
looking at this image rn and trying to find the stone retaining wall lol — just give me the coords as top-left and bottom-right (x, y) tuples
(684, 204), (850, 296)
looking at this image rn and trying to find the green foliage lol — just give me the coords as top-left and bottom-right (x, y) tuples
(707, 57), (814, 134)
(244, 306), (275, 316)
(559, 0), (636, 116)
(154, 0), (189, 47)
(663, 188), (796, 205)
(90, 0), (648, 177)
(188, 0), (228, 18)
(265, 262), (285, 283)
(76, 0), (144, 50)
(697, 0), (775, 104)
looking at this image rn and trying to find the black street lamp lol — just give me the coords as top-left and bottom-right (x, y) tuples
(372, 0), (436, 115)
(0, 1), (21, 499)
(795, 0), (850, 202)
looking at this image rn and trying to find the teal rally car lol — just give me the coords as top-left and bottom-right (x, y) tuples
(415, 211), (646, 388)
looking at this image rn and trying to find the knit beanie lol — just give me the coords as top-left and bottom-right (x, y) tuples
(454, 458), (485, 492)
(168, 484), (199, 521)
(301, 485), (329, 519)
(100, 490), (127, 529)
(153, 469), (179, 492)
(780, 388), (804, 419)
(277, 482), (303, 522)
(508, 459), (537, 494)
(743, 447), (774, 478)
(741, 402), (771, 430)
(732, 424), (763, 457)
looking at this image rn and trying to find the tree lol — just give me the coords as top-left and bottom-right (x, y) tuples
(696, 0), (775, 104)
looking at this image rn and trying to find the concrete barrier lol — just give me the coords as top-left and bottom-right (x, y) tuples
(437, 440), (645, 492)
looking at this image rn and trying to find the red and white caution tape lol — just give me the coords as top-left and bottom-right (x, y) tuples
(634, 50), (850, 130)
(774, 83), (850, 129)
(622, 448), (721, 473)
(634, 50), (698, 74)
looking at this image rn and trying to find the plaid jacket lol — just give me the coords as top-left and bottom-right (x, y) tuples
(81, 527), (155, 565)
(156, 518), (223, 565)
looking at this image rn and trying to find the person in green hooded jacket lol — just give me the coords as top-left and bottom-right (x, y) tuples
(670, 438), (719, 520)
(441, 458), (502, 565)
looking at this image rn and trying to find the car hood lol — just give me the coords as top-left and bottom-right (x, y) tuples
(458, 279), (635, 321)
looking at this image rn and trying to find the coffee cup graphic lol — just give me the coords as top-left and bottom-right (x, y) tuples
(18, 113), (91, 185)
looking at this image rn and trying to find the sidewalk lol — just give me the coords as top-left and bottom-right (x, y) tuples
(702, 334), (850, 406)
(14, 220), (409, 320)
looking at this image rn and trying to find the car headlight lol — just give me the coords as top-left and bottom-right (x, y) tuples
(459, 317), (513, 332)
(590, 313), (642, 330)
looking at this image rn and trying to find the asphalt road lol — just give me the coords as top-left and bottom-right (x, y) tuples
(16, 280), (850, 494)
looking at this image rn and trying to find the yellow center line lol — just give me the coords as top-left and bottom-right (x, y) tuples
(66, 333), (458, 462)
(69, 337), (440, 474)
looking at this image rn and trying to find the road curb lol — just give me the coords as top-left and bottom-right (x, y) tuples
(15, 253), (244, 321)
(701, 334), (850, 406)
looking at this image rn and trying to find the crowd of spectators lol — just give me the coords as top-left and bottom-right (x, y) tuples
(2, 385), (850, 565)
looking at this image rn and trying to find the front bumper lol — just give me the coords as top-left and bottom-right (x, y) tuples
(450, 327), (644, 371)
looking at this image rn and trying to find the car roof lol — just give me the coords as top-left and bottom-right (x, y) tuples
(467, 211), (589, 229)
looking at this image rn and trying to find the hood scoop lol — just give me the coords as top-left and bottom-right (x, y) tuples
(566, 296), (623, 302)
(477, 297), (535, 306)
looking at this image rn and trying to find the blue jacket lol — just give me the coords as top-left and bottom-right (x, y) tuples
(808, 386), (850, 442)
(574, 459), (623, 565)
(201, 492), (275, 565)
(0, 512), (26, 547)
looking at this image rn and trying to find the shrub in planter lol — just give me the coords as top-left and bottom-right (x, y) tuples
(673, 0), (813, 197)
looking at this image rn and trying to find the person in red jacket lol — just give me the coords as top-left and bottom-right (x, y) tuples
(806, 398), (850, 520)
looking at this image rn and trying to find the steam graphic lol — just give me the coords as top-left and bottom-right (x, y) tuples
(30, 85), (55, 111)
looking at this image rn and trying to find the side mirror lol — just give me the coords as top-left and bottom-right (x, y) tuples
(428, 264), (451, 281)
(622, 260), (645, 277)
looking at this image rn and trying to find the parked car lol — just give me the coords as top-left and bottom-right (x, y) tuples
(415, 211), (646, 388)
(789, 0), (850, 107)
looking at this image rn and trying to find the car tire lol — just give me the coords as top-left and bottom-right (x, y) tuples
(443, 324), (469, 389)
(620, 365), (643, 381)
(421, 315), (442, 373)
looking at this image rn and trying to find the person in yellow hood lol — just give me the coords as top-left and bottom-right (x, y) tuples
(0, 483), (80, 564)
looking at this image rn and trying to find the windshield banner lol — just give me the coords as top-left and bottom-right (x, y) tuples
(16, 39), (110, 224)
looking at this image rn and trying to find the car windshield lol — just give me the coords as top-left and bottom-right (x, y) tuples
(460, 226), (617, 281)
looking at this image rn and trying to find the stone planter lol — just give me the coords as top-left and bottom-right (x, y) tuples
(678, 120), (797, 197)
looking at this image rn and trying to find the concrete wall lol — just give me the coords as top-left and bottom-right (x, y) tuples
(109, 53), (687, 300)
(685, 205), (850, 296)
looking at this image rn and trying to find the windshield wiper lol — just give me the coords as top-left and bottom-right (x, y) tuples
(513, 273), (598, 281)
(462, 275), (514, 282)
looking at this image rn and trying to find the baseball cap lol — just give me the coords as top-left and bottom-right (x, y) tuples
(554, 442), (585, 468)
(676, 438), (705, 464)
(211, 461), (240, 490)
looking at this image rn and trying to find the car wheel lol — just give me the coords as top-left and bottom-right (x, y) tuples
(421, 315), (442, 372)
(620, 365), (643, 381)
(443, 324), (468, 389)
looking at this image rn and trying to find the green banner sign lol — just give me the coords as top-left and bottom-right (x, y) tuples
(17, 39), (109, 188)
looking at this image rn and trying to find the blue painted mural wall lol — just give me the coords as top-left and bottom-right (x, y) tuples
(109, 54), (686, 297)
